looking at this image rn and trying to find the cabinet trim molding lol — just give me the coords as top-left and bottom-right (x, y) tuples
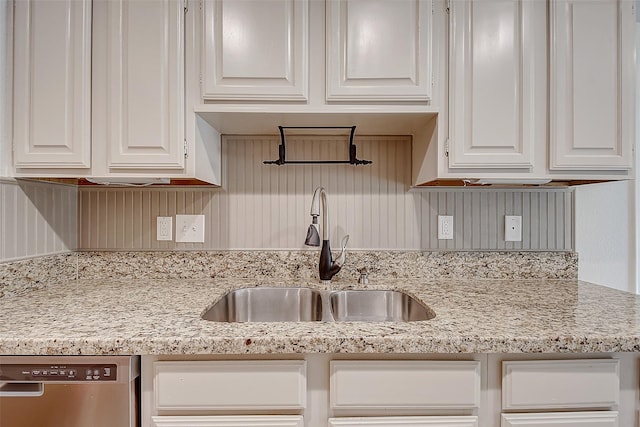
(152, 415), (304, 427)
(329, 416), (479, 427)
(501, 411), (619, 427)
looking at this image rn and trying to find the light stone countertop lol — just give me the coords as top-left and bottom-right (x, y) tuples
(1, 277), (640, 355)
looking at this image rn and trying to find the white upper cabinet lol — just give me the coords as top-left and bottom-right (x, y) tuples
(549, 0), (635, 171)
(326, 0), (433, 102)
(448, 0), (546, 169)
(100, 0), (185, 170)
(13, 0), (92, 169)
(201, 0), (309, 101)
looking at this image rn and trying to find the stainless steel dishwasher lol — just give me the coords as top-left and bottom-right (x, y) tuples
(0, 355), (139, 427)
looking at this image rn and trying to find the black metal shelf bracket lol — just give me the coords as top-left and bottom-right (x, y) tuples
(263, 126), (373, 165)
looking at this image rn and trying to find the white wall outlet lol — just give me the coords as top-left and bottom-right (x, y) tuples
(438, 215), (454, 240)
(176, 214), (205, 243)
(156, 217), (173, 241)
(505, 215), (522, 242)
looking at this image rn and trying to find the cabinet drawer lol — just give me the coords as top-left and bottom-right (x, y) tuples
(330, 360), (481, 410)
(154, 361), (306, 411)
(329, 416), (478, 427)
(152, 415), (304, 427)
(502, 360), (619, 410)
(501, 411), (618, 427)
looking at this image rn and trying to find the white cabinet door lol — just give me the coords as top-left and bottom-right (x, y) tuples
(549, 0), (634, 171)
(201, 0), (309, 101)
(448, 0), (545, 169)
(501, 412), (618, 427)
(102, 0), (185, 170)
(13, 0), (92, 169)
(326, 0), (432, 102)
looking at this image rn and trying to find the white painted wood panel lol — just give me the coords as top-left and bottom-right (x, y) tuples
(502, 360), (619, 410)
(154, 360), (306, 411)
(77, 137), (574, 251)
(329, 416), (478, 427)
(202, 0), (308, 101)
(326, 0), (432, 101)
(104, 0), (184, 170)
(0, 179), (77, 262)
(501, 411), (618, 427)
(152, 415), (304, 427)
(448, 0), (545, 168)
(330, 360), (480, 410)
(13, 0), (91, 168)
(549, 0), (634, 170)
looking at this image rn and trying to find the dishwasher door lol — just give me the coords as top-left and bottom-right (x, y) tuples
(0, 355), (139, 427)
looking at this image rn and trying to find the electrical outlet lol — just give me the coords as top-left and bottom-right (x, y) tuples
(438, 215), (454, 240)
(175, 214), (205, 243)
(505, 215), (522, 242)
(156, 217), (173, 241)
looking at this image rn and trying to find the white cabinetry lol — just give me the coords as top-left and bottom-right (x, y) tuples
(429, 0), (635, 185)
(326, 0), (433, 102)
(149, 360), (306, 427)
(13, 0), (92, 169)
(201, 0), (308, 101)
(500, 359), (620, 427)
(549, 0), (635, 172)
(99, 0), (185, 170)
(448, 0), (545, 170)
(194, 0), (441, 138)
(13, 0), (220, 184)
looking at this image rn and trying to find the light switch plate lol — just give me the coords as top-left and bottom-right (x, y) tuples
(176, 214), (205, 243)
(505, 215), (522, 242)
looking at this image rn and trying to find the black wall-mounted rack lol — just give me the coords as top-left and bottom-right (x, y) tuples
(263, 126), (373, 165)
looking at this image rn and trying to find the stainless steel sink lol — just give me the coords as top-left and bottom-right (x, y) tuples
(330, 290), (435, 322)
(201, 287), (323, 322)
(202, 287), (435, 323)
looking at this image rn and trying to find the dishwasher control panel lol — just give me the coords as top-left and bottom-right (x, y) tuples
(0, 364), (117, 382)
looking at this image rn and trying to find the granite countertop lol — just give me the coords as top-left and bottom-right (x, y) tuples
(1, 277), (640, 355)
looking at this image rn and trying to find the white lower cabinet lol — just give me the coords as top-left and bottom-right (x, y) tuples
(142, 355), (638, 427)
(328, 416), (478, 427)
(501, 412), (618, 427)
(501, 359), (621, 427)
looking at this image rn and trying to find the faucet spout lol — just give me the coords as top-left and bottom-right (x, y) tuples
(305, 187), (349, 282)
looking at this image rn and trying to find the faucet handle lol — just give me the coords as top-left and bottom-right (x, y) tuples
(334, 235), (349, 267)
(357, 267), (369, 284)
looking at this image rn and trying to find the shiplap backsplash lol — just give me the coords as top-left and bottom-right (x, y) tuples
(0, 179), (78, 262)
(78, 136), (573, 251)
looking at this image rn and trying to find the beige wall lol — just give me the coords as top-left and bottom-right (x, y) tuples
(0, 179), (77, 262)
(78, 136), (573, 251)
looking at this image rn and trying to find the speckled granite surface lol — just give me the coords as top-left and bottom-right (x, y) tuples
(1, 277), (639, 355)
(77, 251), (578, 280)
(0, 253), (77, 298)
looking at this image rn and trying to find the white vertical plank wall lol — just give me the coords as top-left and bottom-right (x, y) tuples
(0, 179), (77, 262)
(78, 136), (573, 251)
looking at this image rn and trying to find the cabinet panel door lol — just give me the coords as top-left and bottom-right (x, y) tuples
(329, 416), (478, 427)
(13, 0), (91, 168)
(448, 0), (545, 168)
(502, 360), (619, 410)
(326, 0), (432, 101)
(154, 361), (306, 411)
(201, 0), (308, 101)
(330, 360), (480, 410)
(152, 415), (304, 427)
(501, 411), (618, 427)
(549, 0), (634, 170)
(105, 0), (185, 170)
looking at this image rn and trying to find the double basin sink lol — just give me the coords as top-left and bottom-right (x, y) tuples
(202, 287), (435, 323)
